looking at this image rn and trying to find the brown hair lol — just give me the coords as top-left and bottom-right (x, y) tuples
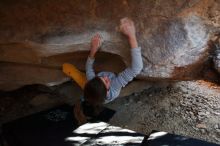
(74, 100), (104, 125)
(84, 76), (107, 105)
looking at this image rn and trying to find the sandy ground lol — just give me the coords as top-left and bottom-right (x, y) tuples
(0, 80), (220, 145)
(107, 81), (220, 144)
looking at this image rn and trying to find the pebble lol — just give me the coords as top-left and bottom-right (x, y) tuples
(214, 124), (219, 129)
(198, 112), (206, 116)
(196, 123), (207, 129)
(155, 113), (160, 118)
(192, 126), (199, 131)
(200, 129), (206, 134)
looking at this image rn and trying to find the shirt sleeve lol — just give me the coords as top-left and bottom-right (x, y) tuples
(110, 47), (143, 96)
(86, 57), (96, 80)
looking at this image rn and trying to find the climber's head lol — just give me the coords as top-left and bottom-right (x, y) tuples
(84, 76), (109, 105)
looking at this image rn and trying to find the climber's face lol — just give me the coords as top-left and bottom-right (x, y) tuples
(100, 76), (111, 90)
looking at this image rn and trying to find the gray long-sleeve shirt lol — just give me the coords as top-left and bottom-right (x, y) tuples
(86, 47), (143, 103)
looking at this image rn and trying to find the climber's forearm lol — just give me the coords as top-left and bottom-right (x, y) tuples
(129, 36), (138, 49)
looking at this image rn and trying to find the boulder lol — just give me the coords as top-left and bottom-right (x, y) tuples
(0, 0), (220, 90)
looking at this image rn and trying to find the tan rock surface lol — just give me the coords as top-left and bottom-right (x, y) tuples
(0, 0), (220, 90)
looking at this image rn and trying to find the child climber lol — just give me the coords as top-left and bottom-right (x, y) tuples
(63, 17), (143, 124)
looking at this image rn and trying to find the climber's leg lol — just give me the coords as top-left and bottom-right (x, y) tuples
(63, 63), (87, 89)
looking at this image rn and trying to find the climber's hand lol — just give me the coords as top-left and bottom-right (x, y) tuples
(120, 17), (138, 49)
(120, 17), (136, 39)
(90, 33), (103, 58)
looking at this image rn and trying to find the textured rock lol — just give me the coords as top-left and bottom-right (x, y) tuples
(0, 0), (220, 90)
(29, 94), (55, 107)
(0, 62), (69, 91)
(213, 39), (220, 73)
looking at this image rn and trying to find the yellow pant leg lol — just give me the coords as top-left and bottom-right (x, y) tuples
(62, 63), (87, 89)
